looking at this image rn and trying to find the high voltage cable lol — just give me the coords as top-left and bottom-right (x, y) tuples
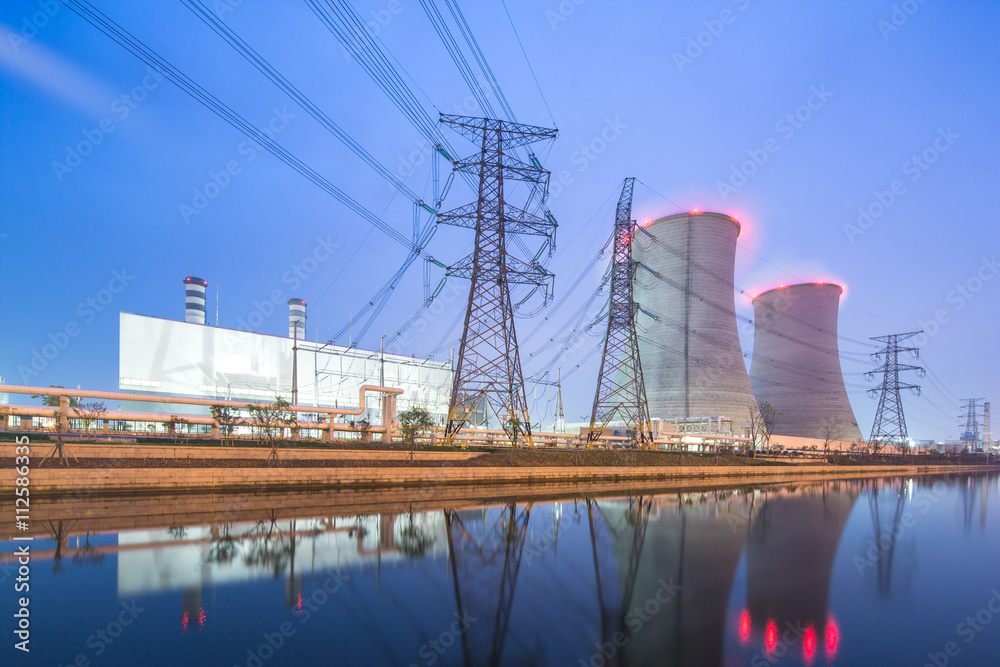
(180, 0), (423, 204)
(635, 262), (874, 364)
(500, 0), (557, 127)
(636, 226), (877, 351)
(60, 0), (424, 256)
(635, 179), (879, 349)
(64, 0), (449, 353)
(309, 0), (557, 342)
(419, 0), (496, 118)
(307, 0), (448, 151)
(442, 0), (514, 121)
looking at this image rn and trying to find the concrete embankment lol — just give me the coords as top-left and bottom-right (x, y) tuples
(3, 461), (991, 496)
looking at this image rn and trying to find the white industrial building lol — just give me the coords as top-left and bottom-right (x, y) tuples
(118, 277), (453, 425)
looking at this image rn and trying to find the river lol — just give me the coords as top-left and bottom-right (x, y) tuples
(3, 473), (998, 666)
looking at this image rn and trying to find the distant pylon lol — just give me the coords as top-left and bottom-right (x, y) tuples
(959, 398), (985, 449)
(437, 114), (558, 447)
(865, 331), (925, 446)
(588, 178), (653, 448)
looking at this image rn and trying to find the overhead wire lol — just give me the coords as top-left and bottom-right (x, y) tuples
(60, 0), (423, 255)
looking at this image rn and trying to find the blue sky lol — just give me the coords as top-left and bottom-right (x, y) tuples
(1, 0), (997, 440)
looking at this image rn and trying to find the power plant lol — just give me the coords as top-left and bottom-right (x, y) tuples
(749, 283), (863, 442)
(116, 277), (453, 424)
(633, 211), (757, 430)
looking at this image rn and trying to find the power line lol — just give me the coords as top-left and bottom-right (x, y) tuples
(500, 0), (556, 127)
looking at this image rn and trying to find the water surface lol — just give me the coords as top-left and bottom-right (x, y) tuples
(3, 474), (999, 666)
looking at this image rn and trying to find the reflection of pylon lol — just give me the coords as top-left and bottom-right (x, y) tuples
(866, 331), (925, 445)
(438, 115), (557, 447)
(588, 178), (653, 447)
(444, 503), (532, 666)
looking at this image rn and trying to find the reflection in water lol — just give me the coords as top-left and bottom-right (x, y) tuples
(444, 503), (533, 667)
(3, 474), (999, 666)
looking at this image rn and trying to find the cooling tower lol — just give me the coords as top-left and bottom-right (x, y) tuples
(750, 283), (863, 441)
(633, 211), (757, 429)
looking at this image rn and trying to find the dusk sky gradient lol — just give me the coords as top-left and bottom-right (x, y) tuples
(1, 0), (997, 440)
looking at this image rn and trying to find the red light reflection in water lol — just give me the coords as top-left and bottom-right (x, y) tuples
(803, 625), (817, 663)
(738, 610), (751, 643)
(198, 607), (206, 627)
(181, 611), (189, 633)
(825, 616), (840, 656)
(297, 594), (303, 612)
(764, 620), (778, 653)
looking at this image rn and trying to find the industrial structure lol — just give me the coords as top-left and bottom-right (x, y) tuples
(987, 401), (993, 448)
(588, 178), (653, 446)
(866, 331), (924, 446)
(632, 211), (757, 430)
(117, 279), (452, 424)
(749, 283), (863, 442)
(438, 114), (557, 446)
(959, 398), (986, 449)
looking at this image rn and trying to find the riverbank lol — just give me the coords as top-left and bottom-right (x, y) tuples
(4, 440), (992, 496)
(4, 460), (992, 496)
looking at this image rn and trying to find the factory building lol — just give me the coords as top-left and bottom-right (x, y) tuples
(118, 277), (453, 424)
(633, 211), (757, 430)
(749, 283), (863, 442)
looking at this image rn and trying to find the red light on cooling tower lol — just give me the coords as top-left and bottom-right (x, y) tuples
(825, 617), (840, 656)
(765, 620), (778, 652)
(739, 610), (751, 643)
(803, 625), (817, 663)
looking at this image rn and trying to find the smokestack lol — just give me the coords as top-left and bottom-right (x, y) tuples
(183, 276), (208, 325)
(288, 298), (306, 339)
(986, 402), (992, 446)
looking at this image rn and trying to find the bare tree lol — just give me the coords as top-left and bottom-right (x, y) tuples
(820, 417), (849, 463)
(746, 401), (781, 461)
(38, 406), (74, 467)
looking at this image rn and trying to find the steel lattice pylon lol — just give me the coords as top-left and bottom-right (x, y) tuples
(865, 331), (925, 445)
(588, 178), (653, 448)
(959, 398), (985, 449)
(438, 114), (557, 446)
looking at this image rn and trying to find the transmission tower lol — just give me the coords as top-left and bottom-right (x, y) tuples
(588, 178), (654, 448)
(959, 398), (985, 449)
(865, 331), (925, 446)
(437, 114), (557, 446)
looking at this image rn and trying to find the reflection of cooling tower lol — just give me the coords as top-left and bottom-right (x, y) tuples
(601, 495), (751, 666)
(745, 491), (856, 631)
(634, 212), (756, 428)
(750, 283), (863, 441)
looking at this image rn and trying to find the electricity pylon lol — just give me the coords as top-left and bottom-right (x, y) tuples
(588, 177), (654, 448)
(865, 331), (925, 446)
(959, 398), (985, 449)
(437, 114), (557, 447)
